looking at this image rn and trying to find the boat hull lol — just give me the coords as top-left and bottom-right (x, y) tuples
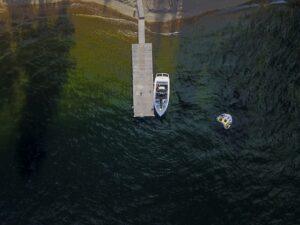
(153, 73), (170, 117)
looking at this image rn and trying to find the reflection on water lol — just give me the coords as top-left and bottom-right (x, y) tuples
(0, 21), (17, 109)
(2, 0), (75, 175)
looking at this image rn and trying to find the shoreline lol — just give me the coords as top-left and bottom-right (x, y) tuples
(0, 0), (251, 23)
(0, 0), (288, 27)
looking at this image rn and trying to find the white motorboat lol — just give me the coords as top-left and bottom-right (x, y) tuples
(153, 73), (170, 117)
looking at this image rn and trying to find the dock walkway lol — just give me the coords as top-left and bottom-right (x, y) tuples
(132, 0), (154, 117)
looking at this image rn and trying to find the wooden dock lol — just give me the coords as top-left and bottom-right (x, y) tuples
(138, 19), (145, 44)
(132, 0), (154, 117)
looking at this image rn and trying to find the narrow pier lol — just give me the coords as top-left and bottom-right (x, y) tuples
(132, 0), (154, 117)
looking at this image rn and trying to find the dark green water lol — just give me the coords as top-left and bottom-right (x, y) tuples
(0, 2), (299, 225)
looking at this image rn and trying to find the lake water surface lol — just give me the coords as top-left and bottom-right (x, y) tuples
(0, 2), (299, 225)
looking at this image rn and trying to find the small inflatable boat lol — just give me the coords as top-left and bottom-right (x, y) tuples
(217, 113), (232, 129)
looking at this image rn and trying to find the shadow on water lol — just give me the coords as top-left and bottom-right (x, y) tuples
(5, 0), (75, 176)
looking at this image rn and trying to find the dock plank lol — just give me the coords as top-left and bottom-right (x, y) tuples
(137, 0), (145, 19)
(138, 19), (145, 44)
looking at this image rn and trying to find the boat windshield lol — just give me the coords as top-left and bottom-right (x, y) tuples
(157, 84), (167, 94)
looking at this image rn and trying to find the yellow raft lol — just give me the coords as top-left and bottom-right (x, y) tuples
(217, 113), (232, 129)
